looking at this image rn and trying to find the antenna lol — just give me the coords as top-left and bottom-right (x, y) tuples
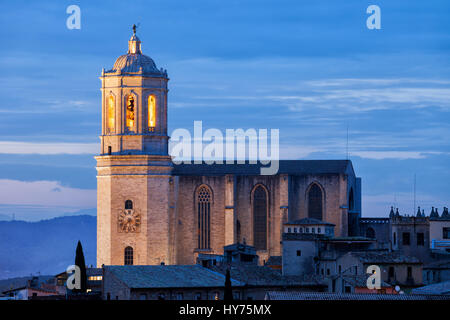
(413, 173), (416, 215)
(346, 124), (349, 160)
(394, 193), (397, 210)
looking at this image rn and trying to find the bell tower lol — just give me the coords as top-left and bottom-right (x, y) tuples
(96, 26), (174, 267)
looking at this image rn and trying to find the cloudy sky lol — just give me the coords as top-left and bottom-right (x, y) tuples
(0, 0), (449, 220)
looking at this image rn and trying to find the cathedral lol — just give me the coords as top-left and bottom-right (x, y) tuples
(96, 29), (362, 267)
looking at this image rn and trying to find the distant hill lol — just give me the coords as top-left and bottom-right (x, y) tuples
(0, 215), (96, 280)
(0, 214), (13, 221)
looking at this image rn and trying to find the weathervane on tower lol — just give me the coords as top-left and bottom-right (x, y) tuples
(132, 23), (140, 35)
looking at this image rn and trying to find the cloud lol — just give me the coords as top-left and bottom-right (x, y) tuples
(277, 145), (324, 159)
(349, 151), (441, 160)
(280, 87), (450, 113)
(173, 70), (450, 113)
(305, 78), (450, 87)
(0, 179), (96, 208)
(0, 141), (99, 155)
(277, 137), (446, 160)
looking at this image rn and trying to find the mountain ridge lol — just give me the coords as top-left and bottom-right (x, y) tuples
(0, 215), (96, 280)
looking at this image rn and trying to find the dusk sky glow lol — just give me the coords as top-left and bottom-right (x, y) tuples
(0, 0), (449, 220)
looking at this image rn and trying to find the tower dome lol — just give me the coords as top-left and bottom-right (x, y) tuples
(105, 25), (166, 76)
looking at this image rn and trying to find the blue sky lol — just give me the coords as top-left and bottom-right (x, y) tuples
(0, 0), (449, 220)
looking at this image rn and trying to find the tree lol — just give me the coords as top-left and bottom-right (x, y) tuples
(224, 269), (233, 301)
(73, 240), (87, 293)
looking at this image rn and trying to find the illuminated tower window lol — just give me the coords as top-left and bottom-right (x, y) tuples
(107, 95), (115, 133)
(148, 95), (156, 131)
(126, 95), (135, 130)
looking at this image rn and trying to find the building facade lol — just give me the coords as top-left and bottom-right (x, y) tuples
(359, 217), (390, 249)
(390, 212), (430, 262)
(282, 220), (376, 277)
(423, 260), (450, 285)
(335, 252), (423, 289)
(96, 29), (362, 267)
(429, 208), (450, 253)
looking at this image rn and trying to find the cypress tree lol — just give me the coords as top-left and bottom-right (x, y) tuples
(73, 240), (87, 293)
(224, 269), (233, 301)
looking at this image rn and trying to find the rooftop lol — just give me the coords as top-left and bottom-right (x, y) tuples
(265, 256), (282, 266)
(2, 286), (58, 295)
(0, 275), (54, 295)
(265, 291), (450, 300)
(283, 233), (329, 241)
(209, 264), (326, 287)
(345, 251), (421, 264)
(87, 268), (102, 276)
(326, 237), (375, 242)
(430, 216), (450, 221)
(333, 274), (391, 288)
(173, 160), (355, 176)
(224, 242), (256, 253)
(285, 218), (335, 226)
(104, 27), (166, 77)
(423, 259), (450, 269)
(360, 217), (390, 223)
(411, 281), (450, 295)
(104, 265), (243, 289)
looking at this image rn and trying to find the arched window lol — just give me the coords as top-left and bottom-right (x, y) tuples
(148, 95), (156, 130)
(107, 95), (115, 133)
(308, 183), (323, 220)
(366, 227), (376, 239)
(125, 200), (133, 210)
(349, 188), (354, 211)
(253, 185), (268, 251)
(197, 186), (211, 249)
(126, 95), (135, 129)
(124, 246), (133, 265)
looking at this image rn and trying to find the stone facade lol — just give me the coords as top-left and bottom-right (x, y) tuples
(335, 252), (423, 288)
(359, 217), (390, 249)
(429, 217), (450, 253)
(390, 214), (430, 262)
(423, 260), (450, 285)
(96, 30), (362, 267)
(358, 207), (450, 261)
(282, 234), (320, 276)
